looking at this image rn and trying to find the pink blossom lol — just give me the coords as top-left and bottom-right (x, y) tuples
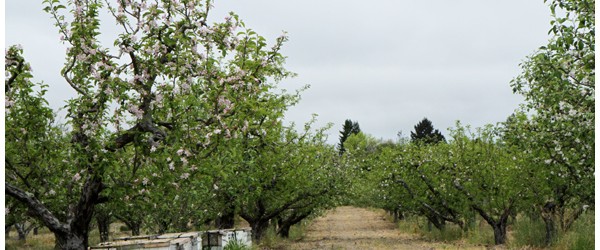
(127, 104), (144, 119)
(177, 148), (185, 156)
(180, 173), (190, 179)
(181, 82), (191, 92)
(199, 26), (212, 36)
(155, 93), (163, 103)
(5, 98), (14, 108)
(73, 172), (81, 182)
(169, 162), (175, 170)
(242, 120), (249, 132)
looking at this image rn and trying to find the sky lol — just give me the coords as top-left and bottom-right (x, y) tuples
(5, 0), (553, 144)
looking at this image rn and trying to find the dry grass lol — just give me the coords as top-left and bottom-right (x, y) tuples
(283, 206), (487, 250)
(5, 222), (134, 249)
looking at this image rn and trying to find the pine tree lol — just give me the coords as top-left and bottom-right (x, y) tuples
(410, 118), (445, 144)
(338, 119), (361, 155)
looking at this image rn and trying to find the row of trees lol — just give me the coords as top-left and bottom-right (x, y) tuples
(341, 0), (594, 246)
(5, 0), (347, 249)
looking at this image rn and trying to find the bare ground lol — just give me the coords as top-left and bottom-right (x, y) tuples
(285, 206), (488, 250)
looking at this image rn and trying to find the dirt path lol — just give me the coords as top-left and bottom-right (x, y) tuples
(286, 206), (482, 250)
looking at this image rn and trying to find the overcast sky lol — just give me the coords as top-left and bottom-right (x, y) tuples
(6, 0), (552, 144)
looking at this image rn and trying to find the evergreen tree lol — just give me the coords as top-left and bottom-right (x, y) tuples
(338, 119), (361, 155)
(410, 118), (445, 144)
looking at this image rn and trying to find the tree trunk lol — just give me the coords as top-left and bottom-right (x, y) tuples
(393, 209), (399, 223)
(541, 202), (557, 246)
(492, 223), (507, 245)
(250, 219), (270, 243)
(15, 223), (28, 241)
(542, 215), (555, 246)
(215, 210), (235, 229)
(96, 213), (111, 242)
(33, 226), (39, 235)
(117, 215), (143, 236)
(131, 224), (141, 236)
(277, 223), (291, 238)
(6, 172), (104, 250)
(53, 230), (88, 250)
(490, 212), (509, 245)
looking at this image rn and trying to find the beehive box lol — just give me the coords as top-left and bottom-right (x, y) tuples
(89, 232), (201, 250)
(201, 228), (252, 250)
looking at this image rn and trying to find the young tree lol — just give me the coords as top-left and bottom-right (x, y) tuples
(410, 118), (445, 144)
(5, 0), (294, 248)
(448, 124), (531, 245)
(237, 119), (340, 242)
(338, 119), (360, 155)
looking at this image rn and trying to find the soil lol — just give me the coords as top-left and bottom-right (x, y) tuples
(286, 206), (487, 250)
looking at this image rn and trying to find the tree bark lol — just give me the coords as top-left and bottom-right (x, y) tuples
(5, 173), (104, 250)
(96, 212), (111, 242)
(541, 201), (557, 246)
(53, 231), (87, 250)
(277, 223), (291, 238)
(393, 209), (399, 223)
(15, 222), (31, 241)
(276, 211), (311, 238)
(116, 214), (143, 236)
(492, 223), (507, 245)
(215, 209), (235, 229)
(250, 219), (270, 242)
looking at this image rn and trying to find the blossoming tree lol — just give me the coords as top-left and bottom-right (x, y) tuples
(5, 0), (294, 248)
(509, 0), (594, 244)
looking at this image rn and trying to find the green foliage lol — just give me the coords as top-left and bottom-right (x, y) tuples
(223, 240), (251, 250)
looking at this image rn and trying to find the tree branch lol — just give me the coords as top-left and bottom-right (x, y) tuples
(5, 182), (69, 234)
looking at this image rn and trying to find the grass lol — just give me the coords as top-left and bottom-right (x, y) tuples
(394, 211), (595, 250)
(5, 226), (55, 250)
(508, 215), (547, 248)
(552, 212), (594, 250)
(256, 220), (310, 249)
(5, 222), (134, 249)
(396, 216), (466, 243)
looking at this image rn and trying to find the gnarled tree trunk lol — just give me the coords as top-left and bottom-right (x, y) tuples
(6, 174), (104, 250)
